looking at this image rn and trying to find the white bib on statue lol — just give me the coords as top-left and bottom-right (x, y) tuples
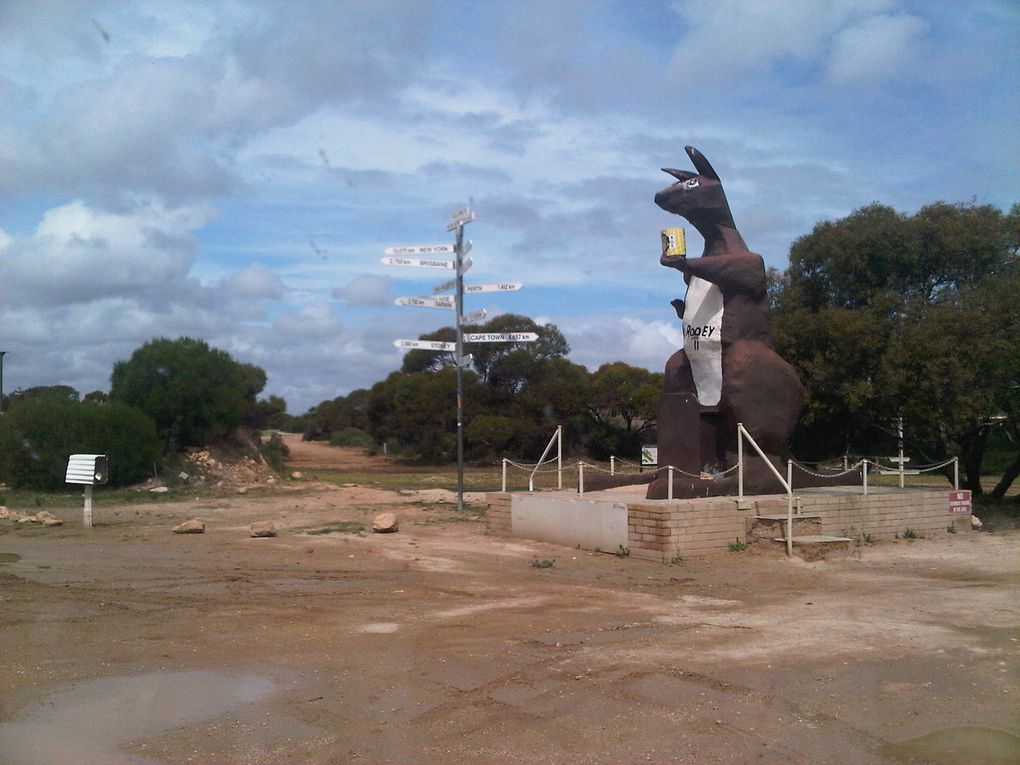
(682, 276), (724, 406)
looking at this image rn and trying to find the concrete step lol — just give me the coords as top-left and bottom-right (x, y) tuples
(774, 534), (855, 562)
(747, 514), (823, 542)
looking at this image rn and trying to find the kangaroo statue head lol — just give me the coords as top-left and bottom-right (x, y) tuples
(654, 146), (748, 256)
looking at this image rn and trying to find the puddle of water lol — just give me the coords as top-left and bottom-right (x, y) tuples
(0, 552), (21, 564)
(883, 725), (1020, 765)
(0, 670), (274, 765)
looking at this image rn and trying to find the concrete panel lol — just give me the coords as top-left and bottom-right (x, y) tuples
(511, 494), (629, 552)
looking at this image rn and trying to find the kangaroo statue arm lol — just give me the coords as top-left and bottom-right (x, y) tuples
(661, 251), (766, 297)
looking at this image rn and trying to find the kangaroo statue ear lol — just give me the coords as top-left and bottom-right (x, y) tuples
(685, 146), (720, 181)
(662, 167), (697, 182)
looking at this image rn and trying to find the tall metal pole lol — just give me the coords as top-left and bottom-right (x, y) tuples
(897, 415), (905, 489)
(0, 351), (6, 414)
(455, 224), (465, 513)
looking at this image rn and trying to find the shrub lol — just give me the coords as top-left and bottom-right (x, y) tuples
(329, 427), (373, 448)
(259, 431), (290, 474)
(0, 397), (162, 490)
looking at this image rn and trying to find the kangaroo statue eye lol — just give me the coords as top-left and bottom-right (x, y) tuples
(680, 178), (700, 191)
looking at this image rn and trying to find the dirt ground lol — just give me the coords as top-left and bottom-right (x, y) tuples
(1, 435), (1017, 764)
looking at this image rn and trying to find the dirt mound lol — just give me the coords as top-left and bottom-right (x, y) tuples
(174, 433), (279, 487)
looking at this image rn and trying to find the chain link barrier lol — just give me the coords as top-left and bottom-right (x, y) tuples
(790, 459), (866, 480)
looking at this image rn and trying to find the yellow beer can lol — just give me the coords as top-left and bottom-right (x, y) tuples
(661, 227), (686, 258)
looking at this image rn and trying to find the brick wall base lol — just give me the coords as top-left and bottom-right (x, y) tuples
(487, 489), (970, 562)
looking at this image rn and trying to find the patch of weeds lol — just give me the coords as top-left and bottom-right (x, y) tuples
(947, 524), (957, 534)
(667, 551), (684, 566)
(902, 528), (922, 540)
(530, 558), (555, 569)
(862, 533), (874, 545)
(727, 538), (747, 552)
(615, 545), (630, 558)
(306, 521), (365, 536)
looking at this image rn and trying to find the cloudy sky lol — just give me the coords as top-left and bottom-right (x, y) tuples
(1, 0), (1016, 413)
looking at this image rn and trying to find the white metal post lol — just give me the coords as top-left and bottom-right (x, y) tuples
(667, 466), (674, 501)
(501, 458), (507, 493)
(610, 456), (615, 475)
(578, 461), (585, 495)
(557, 425), (563, 490)
(863, 459), (869, 495)
(737, 422), (744, 498)
(786, 460), (793, 557)
(953, 457), (959, 490)
(83, 485), (93, 529)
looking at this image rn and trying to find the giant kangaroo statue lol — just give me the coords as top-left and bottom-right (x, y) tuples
(647, 146), (803, 499)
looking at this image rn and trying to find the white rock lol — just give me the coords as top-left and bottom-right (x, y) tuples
(373, 512), (399, 533)
(172, 518), (205, 534)
(236, 486), (248, 495)
(971, 515), (983, 530)
(150, 486), (169, 494)
(290, 471), (303, 480)
(178, 471), (190, 481)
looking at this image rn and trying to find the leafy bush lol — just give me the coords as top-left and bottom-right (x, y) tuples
(0, 398), (162, 490)
(259, 431), (290, 474)
(329, 427), (373, 448)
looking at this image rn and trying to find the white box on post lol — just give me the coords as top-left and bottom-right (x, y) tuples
(66, 454), (108, 528)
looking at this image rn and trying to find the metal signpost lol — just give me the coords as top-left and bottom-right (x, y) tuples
(0, 351), (7, 414)
(385, 207), (535, 511)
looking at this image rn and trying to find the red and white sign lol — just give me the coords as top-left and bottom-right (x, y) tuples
(948, 490), (971, 514)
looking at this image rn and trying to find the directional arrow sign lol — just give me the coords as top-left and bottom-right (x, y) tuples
(460, 240), (473, 255)
(384, 243), (456, 256)
(394, 339), (456, 352)
(464, 332), (539, 343)
(432, 277), (457, 295)
(464, 282), (523, 294)
(395, 296), (454, 309)
(461, 308), (487, 324)
(459, 257), (473, 275)
(446, 207), (475, 231)
(382, 256), (456, 269)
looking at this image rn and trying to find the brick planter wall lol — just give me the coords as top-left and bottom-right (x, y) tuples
(486, 488), (970, 561)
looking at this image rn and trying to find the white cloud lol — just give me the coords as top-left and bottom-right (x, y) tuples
(273, 301), (342, 338)
(0, 200), (210, 307)
(550, 314), (682, 373)
(227, 263), (286, 300)
(825, 13), (928, 86)
(667, 0), (897, 81)
(331, 275), (391, 306)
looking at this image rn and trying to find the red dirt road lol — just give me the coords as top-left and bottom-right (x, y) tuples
(0, 439), (1018, 763)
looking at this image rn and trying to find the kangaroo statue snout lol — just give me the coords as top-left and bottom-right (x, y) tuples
(647, 146), (804, 499)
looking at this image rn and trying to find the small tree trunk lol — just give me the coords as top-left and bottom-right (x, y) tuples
(990, 450), (1020, 500)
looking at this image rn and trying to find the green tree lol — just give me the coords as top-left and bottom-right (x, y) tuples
(8, 385), (80, 403)
(109, 337), (267, 451)
(302, 389), (369, 441)
(774, 201), (1019, 491)
(0, 397), (161, 490)
(584, 362), (662, 459)
(366, 368), (485, 462)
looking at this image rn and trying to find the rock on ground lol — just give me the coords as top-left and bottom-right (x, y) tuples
(172, 519), (205, 534)
(373, 512), (398, 533)
(250, 521), (277, 538)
